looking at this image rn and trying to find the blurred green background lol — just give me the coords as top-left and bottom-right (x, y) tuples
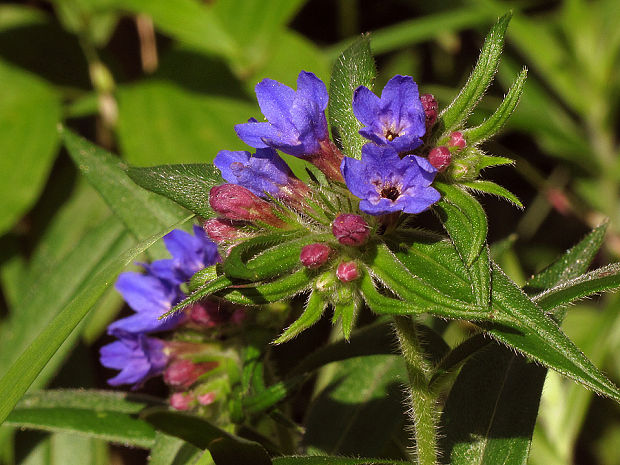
(0, 0), (619, 463)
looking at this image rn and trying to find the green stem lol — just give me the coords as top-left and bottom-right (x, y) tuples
(393, 316), (439, 465)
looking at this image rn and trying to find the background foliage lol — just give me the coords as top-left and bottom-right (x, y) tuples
(1, 0), (619, 464)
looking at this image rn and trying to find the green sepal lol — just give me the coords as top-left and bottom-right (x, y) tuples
(164, 275), (233, 317)
(127, 163), (223, 219)
(333, 297), (359, 341)
(477, 154), (515, 169)
(434, 182), (488, 266)
(220, 269), (313, 305)
(438, 12), (512, 133)
(188, 266), (218, 293)
(464, 67), (528, 144)
(328, 34), (376, 159)
(273, 291), (326, 344)
(222, 230), (321, 281)
(461, 180), (524, 208)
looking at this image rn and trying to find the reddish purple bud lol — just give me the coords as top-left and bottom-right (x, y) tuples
(209, 184), (285, 227)
(189, 301), (220, 327)
(420, 93), (438, 130)
(300, 243), (332, 269)
(336, 261), (360, 282)
(170, 392), (194, 411)
(164, 359), (218, 389)
(449, 131), (466, 149)
(428, 146), (451, 172)
(332, 214), (370, 246)
(204, 218), (241, 243)
(197, 392), (217, 406)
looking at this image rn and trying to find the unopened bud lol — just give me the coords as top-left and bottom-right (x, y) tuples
(420, 93), (438, 130)
(449, 131), (466, 149)
(336, 261), (360, 282)
(332, 214), (370, 246)
(204, 218), (241, 243)
(170, 392), (195, 411)
(428, 146), (451, 172)
(209, 184), (285, 227)
(300, 243), (332, 269)
(197, 392), (216, 406)
(164, 359), (218, 389)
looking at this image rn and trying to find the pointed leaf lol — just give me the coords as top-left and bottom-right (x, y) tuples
(461, 180), (523, 208)
(274, 291), (326, 344)
(439, 13), (512, 132)
(127, 164), (223, 219)
(434, 182), (488, 266)
(464, 67), (528, 144)
(0, 215), (192, 425)
(477, 155), (515, 169)
(166, 275), (234, 316)
(220, 269), (313, 305)
(328, 35), (376, 159)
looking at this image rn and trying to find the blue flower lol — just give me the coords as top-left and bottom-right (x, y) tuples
(214, 147), (293, 197)
(100, 333), (168, 388)
(353, 75), (426, 152)
(150, 226), (221, 285)
(108, 267), (186, 336)
(341, 144), (440, 216)
(235, 71), (329, 157)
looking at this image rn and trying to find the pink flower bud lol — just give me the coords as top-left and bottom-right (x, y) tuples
(189, 301), (220, 327)
(170, 392), (194, 411)
(449, 131), (466, 149)
(428, 146), (451, 172)
(164, 359), (218, 389)
(209, 184), (285, 227)
(300, 243), (332, 269)
(336, 261), (360, 282)
(197, 392), (216, 406)
(204, 218), (241, 243)
(332, 214), (370, 246)
(420, 93), (438, 130)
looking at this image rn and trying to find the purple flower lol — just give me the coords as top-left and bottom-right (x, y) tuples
(214, 147), (293, 197)
(150, 226), (221, 285)
(353, 75), (426, 152)
(108, 267), (186, 336)
(100, 333), (168, 388)
(341, 144), (441, 216)
(235, 71), (329, 157)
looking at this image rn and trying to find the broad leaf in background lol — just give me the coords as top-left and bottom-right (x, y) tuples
(0, 58), (61, 236)
(14, 432), (109, 465)
(304, 355), (409, 460)
(272, 458), (410, 465)
(128, 164), (222, 219)
(0, 215), (191, 424)
(328, 35), (376, 160)
(6, 390), (162, 448)
(149, 432), (205, 465)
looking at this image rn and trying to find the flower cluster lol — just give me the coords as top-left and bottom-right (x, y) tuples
(100, 226), (242, 411)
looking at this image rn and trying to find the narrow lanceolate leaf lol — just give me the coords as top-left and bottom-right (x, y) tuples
(439, 12), (512, 132)
(461, 180), (523, 208)
(439, 343), (546, 465)
(477, 154), (514, 169)
(328, 35), (376, 159)
(0, 216), (192, 425)
(464, 67), (528, 144)
(274, 291), (326, 344)
(434, 182), (488, 266)
(62, 128), (187, 240)
(526, 222), (608, 292)
(5, 390), (161, 448)
(167, 275), (234, 316)
(127, 164), (223, 219)
(142, 409), (272, 465)
(487, 263), (620, 403)
(534, 264), (620, 312)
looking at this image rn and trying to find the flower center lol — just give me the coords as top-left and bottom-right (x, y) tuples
(380, 185), (400, 201)
(384, 129), (399, 141)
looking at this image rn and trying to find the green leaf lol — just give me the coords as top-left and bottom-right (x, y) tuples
(274, 291), (326, 344)
(328, 35), (376, 159)
(464, 67), (527, 144)
(526, 222), (608, 292)
(486, 263), (620, 403)
(0, 215), (192, 425)
(439, 343), (547, 464)
(127, 164), (222, 219)
(0, 58), (61, 236)
(439, 12), (512, 132)
(533, 264), (620, 312)
(62, 128), (187, 242)
(477, 155), (515, 169)
(304, 355), (409, 458)
(273, 457), (410, 465)
(461, 180), (523, 208)
(220, 269), (313, 305)
(142, 409), (272, 465)
(149, 432), (203, 465)
(5, 390), (162, 448)
(434, 182), (488, 266)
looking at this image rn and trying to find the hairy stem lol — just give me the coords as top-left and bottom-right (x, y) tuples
(393, 316), (439, 465)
